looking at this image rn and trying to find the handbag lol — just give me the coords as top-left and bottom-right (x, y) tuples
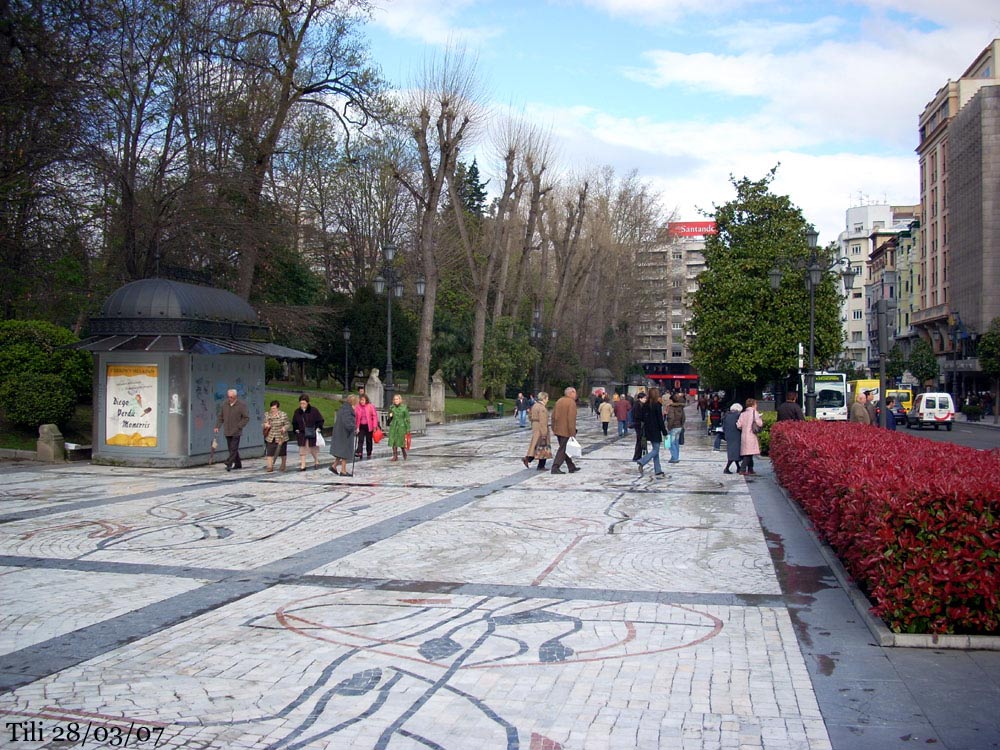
(262, 423), (271, 439)
(373, 427), (384, 443)
(535, 436), (553, 460)
(405, 432), (412, 450)
(678, 428), (685, 445)
(566, 436), (582, 459)
(751, 411), (762, 434)
(315, 431), (326, 448)
(664, 433), (673, 449)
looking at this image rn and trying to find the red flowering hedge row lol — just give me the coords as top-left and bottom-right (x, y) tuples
(769, 421), (999, 635)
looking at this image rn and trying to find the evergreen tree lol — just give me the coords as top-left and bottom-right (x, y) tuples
(690, 169), (844, 390)
(907, 338), (939, 390)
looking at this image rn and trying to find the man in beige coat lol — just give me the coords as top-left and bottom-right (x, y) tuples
(849, 393), (871, 424)
(550, 386), (580, 474)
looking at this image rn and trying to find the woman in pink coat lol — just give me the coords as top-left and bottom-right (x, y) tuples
(735, 397), (763, 475)
(354, 393), (379, 459)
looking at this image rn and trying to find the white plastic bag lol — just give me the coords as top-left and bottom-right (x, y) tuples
(566, 436), (582, 459)
(315, 431), (326, 448)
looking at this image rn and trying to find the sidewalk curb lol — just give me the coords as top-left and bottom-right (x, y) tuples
(769, 468), (1000, 651)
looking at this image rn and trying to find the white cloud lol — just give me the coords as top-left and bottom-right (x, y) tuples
(370, 0), (501, 46)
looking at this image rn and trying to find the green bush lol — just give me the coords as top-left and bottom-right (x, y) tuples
(756, 410), (779, 455)
(0, 320), (92, 399)
(0, 373), (78, 427)
(265, 357), (282, 383)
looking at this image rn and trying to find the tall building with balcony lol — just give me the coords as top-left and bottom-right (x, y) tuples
(633, 221), (712, 392)
(915, 38), (1000, 395)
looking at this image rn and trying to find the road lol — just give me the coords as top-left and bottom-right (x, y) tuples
(895, 419), (1000, 450)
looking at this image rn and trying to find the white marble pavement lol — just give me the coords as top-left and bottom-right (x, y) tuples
(0, 409), (830, 749)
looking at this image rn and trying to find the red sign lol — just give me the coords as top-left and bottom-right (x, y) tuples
(668, 221), (717, 237)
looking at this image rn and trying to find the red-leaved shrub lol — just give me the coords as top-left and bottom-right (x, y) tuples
(769, 421), (1000, 635)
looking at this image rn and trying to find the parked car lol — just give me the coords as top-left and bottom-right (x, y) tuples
(905, 392), (955, 431)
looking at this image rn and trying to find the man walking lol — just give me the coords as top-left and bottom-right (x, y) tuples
(515, 392), (529, 428)
(863, 390), (879, 425)
(613, 393), (631, 436)
(776, 391), (805, 421)
(215, 388), (249, 471)
(850, 393), (871, 424)
(550, 386), (580, 474)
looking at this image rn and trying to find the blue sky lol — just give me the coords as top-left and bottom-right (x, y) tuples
(367, 0), (999, 241)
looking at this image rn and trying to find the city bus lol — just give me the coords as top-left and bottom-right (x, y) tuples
(784, 371), (848, 420)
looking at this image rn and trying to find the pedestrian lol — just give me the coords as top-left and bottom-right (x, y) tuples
(613, 393), (631, 436)
(697, 392), (708, 422)
(776, 391), (805, 421)
(665, 392), (686, 463)
(863, 391), (878, 425)
(849, 393), (871, 424)
(550, 386), (580, 474)
(328, 394), (357, 476)
(736, 397), (763, 475)
(354, 393), (378, 459)
(263, 399), (291, 473)
(631, 391), (648, 461)
(292, 394), (325, 471)
(387, 393), (410, 462)
(722, 403), (743, 473)
(214, 388), (249, 472)
(598, 396), (614, 435)
(635, 387), (667, 478)
(522, 391), (551, 470)
(883, 396), (898, 431)
(515, 392), (529, 428)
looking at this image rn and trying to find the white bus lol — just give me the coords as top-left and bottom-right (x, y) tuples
(808, 371), (848, 421)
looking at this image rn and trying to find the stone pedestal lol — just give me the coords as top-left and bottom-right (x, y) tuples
(367, 369), (384, 409)
(36, 423), (65, 462)
(429, 369), (446, 424)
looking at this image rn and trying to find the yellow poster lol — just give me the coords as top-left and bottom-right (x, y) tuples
(106, 365), (158, 447)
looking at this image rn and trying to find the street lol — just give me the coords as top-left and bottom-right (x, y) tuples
(896, 420), (1000, 451)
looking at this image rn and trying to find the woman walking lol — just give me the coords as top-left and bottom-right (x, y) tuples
(722, 403), (743, 474)
(736, 397), (764, 475)
(329, 395), (357, 476)
(263, 400), (292, 472)
(631, 391), (648, 461)
(522, 391), (551, 470)
(635, 387), (667, 478)
(387, 393), (410, 461)
(597, 396), (614, 436)
(354, 393), (378, 459)
(292, 395), (324, 471)
(665, 392), (686, 463)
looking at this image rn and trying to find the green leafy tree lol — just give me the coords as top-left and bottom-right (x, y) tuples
(977, 316), (1000, 423)
(908, 338), (939, 390)
(482, 318), (539, 402)
(886, 344), (906, 381)
(0, 320), (92, 400)
(690, 170), (844, 390)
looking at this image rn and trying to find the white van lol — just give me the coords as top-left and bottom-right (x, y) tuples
(904, 392), (955, 431)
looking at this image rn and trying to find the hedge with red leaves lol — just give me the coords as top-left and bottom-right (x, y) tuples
(769, 421), (1000, 634)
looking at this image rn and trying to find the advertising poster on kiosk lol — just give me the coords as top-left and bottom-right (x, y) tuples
(106, 365), (158, 447)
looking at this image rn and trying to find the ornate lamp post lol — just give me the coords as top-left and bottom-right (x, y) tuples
(342, 326), (350, 393)
(770, 226), (858, 418)
(373, 243), (425, 408)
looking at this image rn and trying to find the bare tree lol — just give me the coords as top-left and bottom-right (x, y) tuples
(394, 46), (486, 397)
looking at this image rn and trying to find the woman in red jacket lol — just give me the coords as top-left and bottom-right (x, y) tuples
(354, 393), (379, 459)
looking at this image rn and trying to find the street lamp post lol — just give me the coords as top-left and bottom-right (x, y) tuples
(530, 304), (557, 393)
(373, 243), (425, 409)
(342, 326), (351, 393)
(770, 226), (858, 419)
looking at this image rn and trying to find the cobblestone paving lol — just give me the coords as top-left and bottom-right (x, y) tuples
(0, 414), (831, 749)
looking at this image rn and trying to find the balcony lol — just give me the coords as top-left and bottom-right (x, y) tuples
(912, 304), (950, 326)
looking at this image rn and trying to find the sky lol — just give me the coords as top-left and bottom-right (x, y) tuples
(365, 0), (1000, 243)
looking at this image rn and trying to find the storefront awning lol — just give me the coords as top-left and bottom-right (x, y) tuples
(73, 334), (315, 360)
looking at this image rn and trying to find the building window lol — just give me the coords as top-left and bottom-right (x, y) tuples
(853, 291), (862, 299)
(672, 252), (683, 260)
(853, 310), (863, 320)
(851, 244), (861, 255)
(672, 348), (683, 358)
(672, 322), (683, 330)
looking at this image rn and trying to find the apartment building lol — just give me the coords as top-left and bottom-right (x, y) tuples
(914, 38), (1000, 395)
(634, 221), (711, 391)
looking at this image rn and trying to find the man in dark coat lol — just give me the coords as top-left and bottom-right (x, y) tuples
(776, 391), (805, 421)
(215, 388), (249, 472)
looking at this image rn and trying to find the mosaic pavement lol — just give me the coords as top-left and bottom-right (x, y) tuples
(0, 411), (831, 749)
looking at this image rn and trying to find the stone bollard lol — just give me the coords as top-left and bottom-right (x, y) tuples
(429, 369), (446, 424)
(37, 423), (65, 462)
